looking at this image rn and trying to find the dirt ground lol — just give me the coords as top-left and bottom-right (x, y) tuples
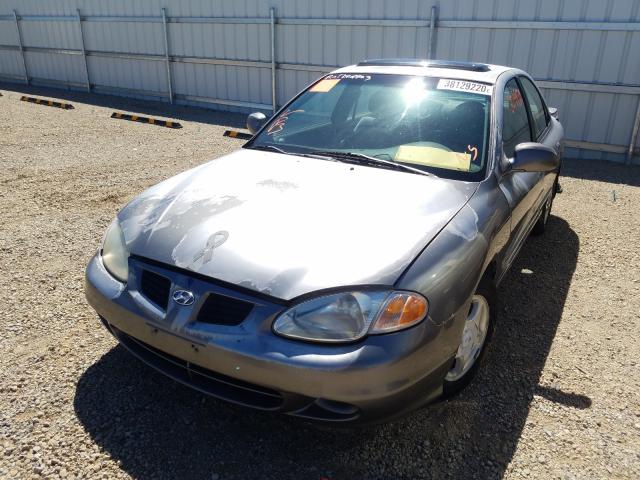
(1, 84), (639, 480)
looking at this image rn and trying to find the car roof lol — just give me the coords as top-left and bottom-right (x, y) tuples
(332, 59), (513, 84)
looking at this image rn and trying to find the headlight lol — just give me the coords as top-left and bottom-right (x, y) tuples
(273, 290), (428, 343)
(101, 219), (129, 282)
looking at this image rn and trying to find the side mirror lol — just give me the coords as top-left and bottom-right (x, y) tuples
(247, 112), (267, 134)
(511, 142), (559, 173)
(548, 107), (559, 119)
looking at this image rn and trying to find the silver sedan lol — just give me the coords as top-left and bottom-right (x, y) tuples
(85, 59), (563, 424)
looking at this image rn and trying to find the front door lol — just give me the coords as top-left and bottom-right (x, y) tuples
(498, 77), (544, 271)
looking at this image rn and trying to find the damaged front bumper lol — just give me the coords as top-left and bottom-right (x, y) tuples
(85, 253), (452, 424)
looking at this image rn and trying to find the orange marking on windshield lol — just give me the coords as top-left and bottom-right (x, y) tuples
(267, 109), (304, 135)
(467, 145), (478, 162)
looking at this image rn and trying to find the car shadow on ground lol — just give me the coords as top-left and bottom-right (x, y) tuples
(74, 216), (584, 480)
(561, 157), (640, 187)
(0, 82), (248, 129)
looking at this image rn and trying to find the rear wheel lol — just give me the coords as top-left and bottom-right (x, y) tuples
(442, 280), (495, 397)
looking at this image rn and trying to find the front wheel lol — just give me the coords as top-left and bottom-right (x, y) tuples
(532, 194), (553, 235)
(442, 280), (496, 397)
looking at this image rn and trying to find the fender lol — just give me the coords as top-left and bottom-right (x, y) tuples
(395, 175), (511, 357)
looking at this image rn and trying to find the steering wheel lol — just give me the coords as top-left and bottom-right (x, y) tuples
(333, 120), (359, 146)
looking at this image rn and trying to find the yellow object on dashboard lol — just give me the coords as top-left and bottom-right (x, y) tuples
(395, 146), (471, 171)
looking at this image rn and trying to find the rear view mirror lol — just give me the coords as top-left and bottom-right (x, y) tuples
(247, 112), (267, 134)
(511, 142), (559, 173)
(548, 107), (558, 119)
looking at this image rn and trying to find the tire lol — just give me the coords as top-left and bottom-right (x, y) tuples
(553, 175), (562, 196)
(532, 193), (553, 235)
(442, 278), (496, 398)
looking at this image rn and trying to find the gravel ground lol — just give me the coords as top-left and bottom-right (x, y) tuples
(1, 84), (639, 480)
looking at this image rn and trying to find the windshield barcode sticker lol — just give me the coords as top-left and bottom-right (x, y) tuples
(437, 79), (493, 96)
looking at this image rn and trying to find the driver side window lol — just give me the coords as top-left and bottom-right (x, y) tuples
(502, 79), (532, 158)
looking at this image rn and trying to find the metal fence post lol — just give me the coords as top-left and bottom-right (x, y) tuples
(627, 97), (640, 164)
(161, 8), (174, 104)
(427, 5), (437, 59)
(270, 7), (277, 113)
(76, 9), (91, 92)
(12, 10), (28, 85)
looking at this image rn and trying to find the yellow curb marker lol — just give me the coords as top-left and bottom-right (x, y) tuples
(110, 112), (182, 129)
(223, 130), (252, 140)
(20, 96), (74, 109)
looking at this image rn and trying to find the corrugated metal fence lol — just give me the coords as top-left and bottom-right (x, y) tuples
(0, 0), (639, 164)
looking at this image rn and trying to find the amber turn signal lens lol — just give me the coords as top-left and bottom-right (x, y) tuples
(370, 292), (428, 333)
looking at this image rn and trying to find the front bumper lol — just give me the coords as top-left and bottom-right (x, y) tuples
(85, 253), (455, 424)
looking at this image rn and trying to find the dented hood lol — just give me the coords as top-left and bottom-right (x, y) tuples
(119, 149), (477, 300)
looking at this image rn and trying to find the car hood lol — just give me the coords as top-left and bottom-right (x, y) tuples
(119, 149), (477, 300)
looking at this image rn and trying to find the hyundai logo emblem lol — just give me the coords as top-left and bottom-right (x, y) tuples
(172, 289), (195, 306)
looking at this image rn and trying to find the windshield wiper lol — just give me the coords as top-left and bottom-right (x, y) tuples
(308, 150), (433, 177)
(250, 146), (431, 176)
(250, 144), (291, 155)
(250, 144), (337, 161)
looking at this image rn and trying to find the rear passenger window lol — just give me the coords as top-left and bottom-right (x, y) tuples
(502, 79), (531, 158)
(519, 76), (549, 139)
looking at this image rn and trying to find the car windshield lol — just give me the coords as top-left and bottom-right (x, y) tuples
(247, 73), (492, 180)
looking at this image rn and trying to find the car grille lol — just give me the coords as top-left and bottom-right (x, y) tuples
(140, 269), (171, 310)
(110, 326), (284, 410)
(196, 293), (254, 326)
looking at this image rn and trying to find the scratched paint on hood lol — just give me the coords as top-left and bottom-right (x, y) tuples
(118, 149), (477, 300)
